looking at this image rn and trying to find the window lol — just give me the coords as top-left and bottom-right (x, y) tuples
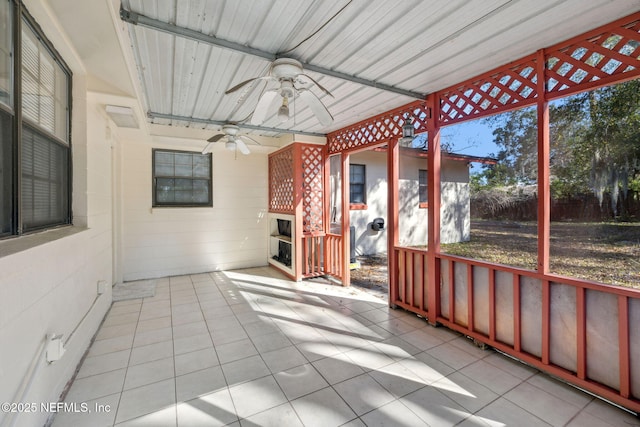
(349, 163), (366, 206)
(1, 2), (71, 237)
(153, 149), (212, 207)
(419, 169), (428, 207)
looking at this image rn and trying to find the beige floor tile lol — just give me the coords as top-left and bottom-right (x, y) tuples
(360, 399), (429, 427)
(242, 402), (303, 427)
(526, 373), (593, 409)
(221, 353), (271, 384)
(175, 347), (219, 376)
(273, 363), (329, 400)
(474, 397), (550, 427)
(400, 385), (470, 426)
(135, 316), (172, 333)
(312, 354), (366, 385)
(432, 371), (499, 413)
(133, 326), (173, 347)
(426, 342), (479, 370)
(88, 334), (134, 357)
(51, 392), (120, 427)
(368, 361), (428, 398)
(115, 408), (177, 426)
(96, 323), (137, 341)
(458, 360), (523, 395)
(505, 382), (583, 426)
(173, 332), (213, 355)
(65, 368), (127, 402)
(176, 365), (227, 402)
(228, 375), (287, 418)
(176, 388), (237, 427)
(290, 386), (357, 427)
(250, 330), (292, 353)
(77, 349), (130, 378)
(261, 345), (307, 373)
(215, 338), (258, 364)
(333, 373), (395, 416)
(123, 357), (174, 390)
(115, 379), (176, 424)
(129, 340), (174, 366)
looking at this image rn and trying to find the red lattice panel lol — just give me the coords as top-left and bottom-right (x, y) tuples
(438, 56), (538, 125)
(545, 15), (640, 98)
(327, 101), (429, 154)
(268, 146), (294, 214)
(300, 144), (325, 234)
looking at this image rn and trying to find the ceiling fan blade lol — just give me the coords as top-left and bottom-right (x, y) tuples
(251, 89), (279, 125)
(235, 138), (251, 155)
(239, 135), (261, 146)
(225, 76), (272, 94)
(201, 142), (215, 154)
(207, 133), (225, 142)
(300, 73), (333, 97)
(299, 89), (334, 126)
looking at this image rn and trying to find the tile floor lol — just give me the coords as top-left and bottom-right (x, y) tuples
(51, 267), (638, 426)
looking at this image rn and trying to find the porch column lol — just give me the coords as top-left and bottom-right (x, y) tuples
(387, 136), (399, 307)
(341, 152), (350, 286)
(536, 48), (550, 274)
(426, 93), (441, 325)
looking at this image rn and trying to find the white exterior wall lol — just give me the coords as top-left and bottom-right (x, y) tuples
(349, 151), (470, 256)
(120, 136), (270, 281)
(0, 10), (116, 425)
(349, 151), (389, 256)
(441, 158), (471, 244)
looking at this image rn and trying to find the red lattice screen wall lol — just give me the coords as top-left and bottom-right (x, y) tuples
(327, 100), (430, 154)
(268, 145), (294, 214)
(300, 144), (325, 234)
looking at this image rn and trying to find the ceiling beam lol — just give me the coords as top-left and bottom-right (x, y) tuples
(147, 111), (327, 137)
(120, 7), (426, 100)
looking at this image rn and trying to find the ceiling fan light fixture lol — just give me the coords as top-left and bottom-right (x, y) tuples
(277, 97), (290, 122)
(225, 140), (236, 151)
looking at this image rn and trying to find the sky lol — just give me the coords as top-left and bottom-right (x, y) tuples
(412, 118), (500, 174)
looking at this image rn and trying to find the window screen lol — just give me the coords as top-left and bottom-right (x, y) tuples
(153, 149), (212, 207)
(349, 164), (365, 204)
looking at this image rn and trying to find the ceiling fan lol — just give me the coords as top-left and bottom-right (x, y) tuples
(202, 124), (260, 155)
(225, 58), (334, 126)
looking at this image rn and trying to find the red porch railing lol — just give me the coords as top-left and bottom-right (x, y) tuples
(301, 233), (344, 280)
(389, 248), (640, 414)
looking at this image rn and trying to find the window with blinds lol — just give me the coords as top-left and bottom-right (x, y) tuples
(0, 0), (12, 109)
(0, 2), (71, 237)
(419, 169), (428, 205)
(153, 150), (212, 207)
(21, 19), (68, 143)
(349, 164), (366, 204)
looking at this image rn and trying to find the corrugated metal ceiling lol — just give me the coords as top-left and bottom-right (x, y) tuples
(120, 0), (640, 137)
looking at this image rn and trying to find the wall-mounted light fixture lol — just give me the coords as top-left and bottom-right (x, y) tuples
(105, 105), (139, 128)
(400, 113), (415, 147)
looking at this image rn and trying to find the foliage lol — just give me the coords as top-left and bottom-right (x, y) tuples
(473, 79), (640, 220)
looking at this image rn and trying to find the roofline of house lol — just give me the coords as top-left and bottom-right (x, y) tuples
(371, 146), (497, 164)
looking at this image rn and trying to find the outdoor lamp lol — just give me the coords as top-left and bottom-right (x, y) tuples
(400, 115), (415, 146)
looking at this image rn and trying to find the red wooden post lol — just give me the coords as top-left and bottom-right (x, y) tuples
(426, 93), (441, 325)
(537, 49), (551, 274)
(618, 295), (630, 398)
(341, 152), (350, 286)
(293, 144), (304, 281)
(387, 137), (399, 306)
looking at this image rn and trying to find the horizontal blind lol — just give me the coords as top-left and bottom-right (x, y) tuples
(0, 109), (12, 235)
(0, 0), (11, 109)
(21, 19), (68, 143)
(21, 124), (69, 230)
